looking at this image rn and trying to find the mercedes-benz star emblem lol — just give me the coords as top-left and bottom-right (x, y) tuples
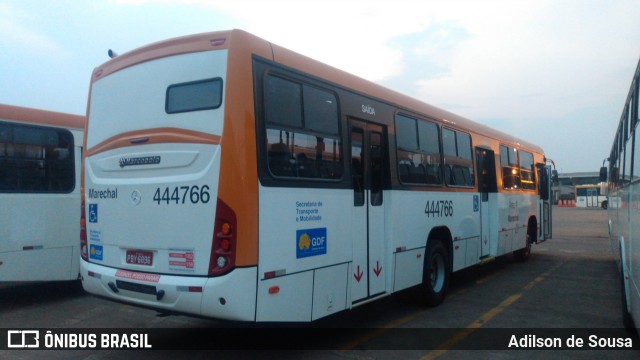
(131, 190), (142, 205)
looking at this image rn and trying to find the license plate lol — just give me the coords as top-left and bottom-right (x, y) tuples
(126, 250), (153, 266)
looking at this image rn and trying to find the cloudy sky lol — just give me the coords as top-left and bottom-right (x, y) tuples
(1, 0), (639, 173)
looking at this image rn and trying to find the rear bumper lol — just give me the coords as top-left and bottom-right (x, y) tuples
(81, 260), (257, 321)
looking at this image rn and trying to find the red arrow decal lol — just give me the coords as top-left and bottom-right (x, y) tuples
(373, 261), (382, 277)
(354, 265), (363, 283)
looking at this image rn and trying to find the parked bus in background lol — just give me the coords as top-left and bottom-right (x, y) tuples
(0, 104), (84, 281)
(574, 184), (608, 209)
(603, 56), (640, 332)
(80, 29), (552, 322)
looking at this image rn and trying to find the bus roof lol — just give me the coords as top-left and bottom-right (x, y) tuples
(91, 29), (543, 154)
(0, 103), (85, 130)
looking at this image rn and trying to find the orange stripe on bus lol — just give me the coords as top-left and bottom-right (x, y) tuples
(0, 103), (85, 129)
(86, 127), (221, 156)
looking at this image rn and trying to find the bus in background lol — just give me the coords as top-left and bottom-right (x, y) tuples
(574, 184), (608, 209)
(81, 29), (552, 322)
(603, 56), (640, 333)
(0, 104), (84, 281)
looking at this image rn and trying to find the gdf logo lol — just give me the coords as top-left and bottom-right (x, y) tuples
(7, 330), (40, 348)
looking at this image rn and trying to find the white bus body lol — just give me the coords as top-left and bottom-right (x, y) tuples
(81, 30), (551, 321)
(0, 104), (84, 281)
(575, 184), (607, 209)
(606, 55), (640, 332)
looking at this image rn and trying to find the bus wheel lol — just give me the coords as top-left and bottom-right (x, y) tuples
(515, 230), (532, 262)
(602, 201), (608, 210)
(421, 240), (450, 306)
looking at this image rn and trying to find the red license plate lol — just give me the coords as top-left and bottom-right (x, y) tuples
(126, 250), (153, 266)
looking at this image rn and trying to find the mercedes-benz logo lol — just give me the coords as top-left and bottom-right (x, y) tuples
(131, 190), (142, 205)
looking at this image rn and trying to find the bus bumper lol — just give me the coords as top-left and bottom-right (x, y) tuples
(80, 260), (257, 321)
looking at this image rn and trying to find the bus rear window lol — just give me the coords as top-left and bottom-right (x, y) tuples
(0, 121), (75, 193)
(166, 78), (223, 114)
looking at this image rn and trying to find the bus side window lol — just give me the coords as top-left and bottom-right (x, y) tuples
(500, 145), (521, 189)
(0, 121), (75, 193)
(519, 150), (536, 190)
(395, 114), (442, 185)
(442, 128), (474, 187)
(263, 75), (342, 181)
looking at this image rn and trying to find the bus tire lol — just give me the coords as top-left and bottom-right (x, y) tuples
(421, 240), (450, 306)
(602, 200), (608, 210)
(514, 225), (534, 262)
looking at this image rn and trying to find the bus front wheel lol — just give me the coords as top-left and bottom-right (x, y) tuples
(421, 240), (450, 306)
(514, 226), (534, 262)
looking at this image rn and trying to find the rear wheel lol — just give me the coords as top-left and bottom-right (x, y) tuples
(421, 240), (450, 306)
(514, 232), (532, 262)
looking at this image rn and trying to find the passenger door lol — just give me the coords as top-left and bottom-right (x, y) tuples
(537, 164), (553, 241)
(475, 147), (498, 259)
(350, 119), (387, 303)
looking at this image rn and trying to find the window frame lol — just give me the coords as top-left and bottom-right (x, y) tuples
(500, 144), (521, 190)
(262, 72), (344, 183)
(165, 77), (224, 114)
(518, 150), (536, 191)
(394, 114), (443, 186)
(442, 127), (475, 188)
(0, 121), (76, 194)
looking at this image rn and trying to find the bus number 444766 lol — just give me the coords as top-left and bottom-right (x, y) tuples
(153, 185), (210, 205)
(425, 200), (453, 217)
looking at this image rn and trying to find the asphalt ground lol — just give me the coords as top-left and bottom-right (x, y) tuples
(1, 206), (638, 359)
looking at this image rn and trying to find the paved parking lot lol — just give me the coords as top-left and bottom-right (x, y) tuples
(1, 206), (638, 359)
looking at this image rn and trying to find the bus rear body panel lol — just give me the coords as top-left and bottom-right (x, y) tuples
(81, 48), (258, 319)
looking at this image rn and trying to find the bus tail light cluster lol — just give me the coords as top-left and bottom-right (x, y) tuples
(208, 198), (237, 276)
(80, 196), (88, 261)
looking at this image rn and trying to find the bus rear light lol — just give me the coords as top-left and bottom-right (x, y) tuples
(216, 256), (227, 268)
(208, 198), (237, 276)
(221, 222), (231, 236)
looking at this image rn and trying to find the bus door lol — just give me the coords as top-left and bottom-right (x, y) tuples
(350, 119), (387, 302)
(537, 164), (552, 241)
(475, 147), (498, 259)
(587, 188), (597, 207)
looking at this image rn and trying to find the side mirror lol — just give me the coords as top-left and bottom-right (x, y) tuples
(551, 170), (558, 184)
(599, 167), (607, 182)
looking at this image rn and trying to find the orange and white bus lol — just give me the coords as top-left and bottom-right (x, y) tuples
(0, 104), (84, 281)
(80, 29), (552, 321)
(604, 55), (640, 332)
